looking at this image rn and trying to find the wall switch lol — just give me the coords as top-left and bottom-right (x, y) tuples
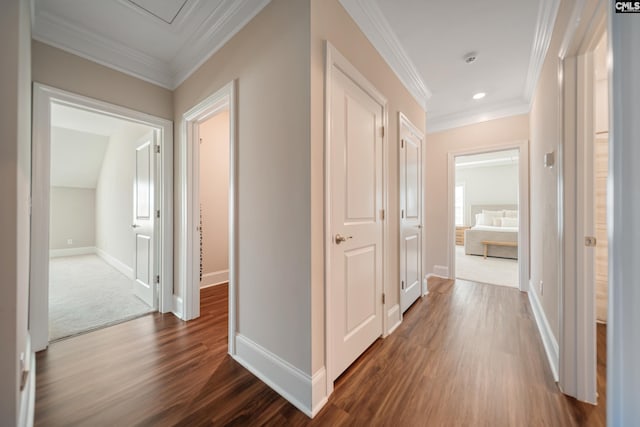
(67, 238), (73, 245)
(539, 280), (544, 295)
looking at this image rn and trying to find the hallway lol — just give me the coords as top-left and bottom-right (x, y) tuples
(35, 279), (605, 426)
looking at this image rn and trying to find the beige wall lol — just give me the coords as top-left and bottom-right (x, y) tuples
(310, 0), (426, 374)
(50, 187), (96, 250)
(32, 40), (173, 120)
(0, 0), (31, 422)
(96, 125), (151, 270)
(425, 114), (529, 275)
(529, 0), (576, 339)
(199, 110), (229, 282)
(174, 0), (311, 373)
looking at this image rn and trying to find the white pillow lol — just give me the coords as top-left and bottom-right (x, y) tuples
(492, 217), (502, 227)
(504, 209), (518, 218)
(475, 213), (485, 226)
(482, 209), (504, 217)
(501, 217), (518, 227)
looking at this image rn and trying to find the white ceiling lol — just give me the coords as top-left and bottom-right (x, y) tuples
(33, 0), (272, 88)
(50, 104), (150, 188)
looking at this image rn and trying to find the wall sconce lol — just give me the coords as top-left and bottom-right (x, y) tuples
(544, 151), (555, 168)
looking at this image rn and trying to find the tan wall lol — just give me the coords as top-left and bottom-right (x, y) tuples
(32, 40), (173, 120)
(50, 187), (96, 250)
(173, 0), (311, 373)
(0, 0), (31, 422)
(425, 115), (529, 276)
(199, 110), (229, 281)
(310, 0), (426, 373)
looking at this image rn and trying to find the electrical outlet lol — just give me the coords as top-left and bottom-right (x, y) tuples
(67, 238), (73, 245)
(539, 280), (544, 295)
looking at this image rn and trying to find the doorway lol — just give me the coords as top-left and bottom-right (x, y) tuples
(30, 84), (173, 351)
(447, 141), (530, 293)
(453, 149), (520, 288)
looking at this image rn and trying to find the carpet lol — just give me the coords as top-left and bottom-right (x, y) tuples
(49, 254), (154, 341)
(455, 245), (519, 288)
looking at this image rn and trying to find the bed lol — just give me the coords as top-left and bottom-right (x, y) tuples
(464, 204), (519, 259)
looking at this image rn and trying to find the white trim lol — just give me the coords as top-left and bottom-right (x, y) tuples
(180, 80), (237, 358)
(30, 84), (173, 352)
(172, 295), (184, 320)
(49, 246), (95, 258)
(432, 265), (450, 279)
(524, 0), (561, 104)
(200, 269), (229, 288)
(425, 272), (446, 280)
(386, 304), (402, 335)
(338, 0), (431, 109)
(311, 368), (328, 418)
(234, 334), (316, 417)
(95, 247), (134, 280)
(528, 281), (559, 381)
(447, 140), (530, 293)
(18, 333), (34, 427)
(324, 41), (388, 400)
(427, 99), (530, 134)
(32, 1), (272, 90)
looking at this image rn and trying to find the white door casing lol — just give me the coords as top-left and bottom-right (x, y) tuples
(133, 131), (157, 308)
(399, 114), (423, 313)
(329, 61), (385, 381)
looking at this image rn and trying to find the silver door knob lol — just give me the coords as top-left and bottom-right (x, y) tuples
(335, 233), (353, 244)
(415, 225), (422, 229)
(132, 224), (141, 228)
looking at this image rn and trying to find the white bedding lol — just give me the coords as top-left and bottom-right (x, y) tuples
(471, 225), (518, 233)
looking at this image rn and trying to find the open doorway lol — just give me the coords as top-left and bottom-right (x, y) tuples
(47, 104), (156, 340)
(453, 149), (520, 288)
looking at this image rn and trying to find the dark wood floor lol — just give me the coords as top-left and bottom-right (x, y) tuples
(35, 278), (606, 426)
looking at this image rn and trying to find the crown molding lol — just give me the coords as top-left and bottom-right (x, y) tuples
(32, 0), (272, 90)
(523, 0), (561, 105)
(171, 0), (271, 87)
(427, 98), (530, 134)
(32, 9), (174, 88)
(338, 0), (431, 110)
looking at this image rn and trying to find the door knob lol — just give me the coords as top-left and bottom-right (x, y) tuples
(415, 225), (422, 229)
(335, 233), (353, 244)
(132, 224), (141, 228)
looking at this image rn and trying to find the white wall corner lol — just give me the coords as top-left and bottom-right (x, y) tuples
(172, 295), (184, 320)
(200, 269), (229, 288)
(422, 274), (430, 295)
(528, 283), (559, 381)
(49, 246), (96, 258)
(95, 247), (134, 280)
(433, 265), (450, 279)
(234, 334), (320, 417)
(311, 367), (328, 417)
(523, 0), (561, 105)
(386, 304), (401, 336)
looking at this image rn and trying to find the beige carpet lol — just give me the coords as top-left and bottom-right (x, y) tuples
(455, 245), (519, 288)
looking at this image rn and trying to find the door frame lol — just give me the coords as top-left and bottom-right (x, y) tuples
(397, 112), (426, 317)
(324, 41), (389, 397)
(446, 140), (530, 293)
(30, 83), (174, 352)
(179, 80), (237, 354)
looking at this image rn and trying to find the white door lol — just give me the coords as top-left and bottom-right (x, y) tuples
(399, 126), (422, 313)
(330, 66), (384, 380)
(133, 132), (157, 308)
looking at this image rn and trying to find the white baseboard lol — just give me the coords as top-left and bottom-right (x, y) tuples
(200, 269), (229, 288)
(49, 246), (95, 258)
(172, 295), (184, 320)
(422, 275), (430, 296)
(18, 334), (35, 427)
(311, 367), (328, 417)
(528, 283), (559, 381)
(95, 248), (134, 280)
(386, 304), (401, 335)
(433, 265), (450, 278)
(234, 333), (322, 418)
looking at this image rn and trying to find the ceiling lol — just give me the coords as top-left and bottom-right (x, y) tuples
(456, 149), (519, 169)
(33, 0), (272, 88)
(34, 0), (560, 133)
(50, 104), (149, 188)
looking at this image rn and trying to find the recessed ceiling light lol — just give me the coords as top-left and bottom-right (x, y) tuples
(473, 92), (486, 100)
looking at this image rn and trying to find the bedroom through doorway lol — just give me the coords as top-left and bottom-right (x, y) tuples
(453, 149), (520, 288)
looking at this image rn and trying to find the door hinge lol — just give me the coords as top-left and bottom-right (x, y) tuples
(401, 280), (405, 290)
(381, 209), (385, 220)
(401, 139), (404, 149)
(382, 293), (386, 304)
(585, 236), (597, 247)
(401, 209), (405, 219)
(381, 126), (385, 138)
(156, 209), (160, 219)
(155, 145), (160, 154)
(155, 275), (160, 284)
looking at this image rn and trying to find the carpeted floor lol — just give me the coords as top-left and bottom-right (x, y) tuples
(49, 254), (154, 341)
(455, 245), (519, 288)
